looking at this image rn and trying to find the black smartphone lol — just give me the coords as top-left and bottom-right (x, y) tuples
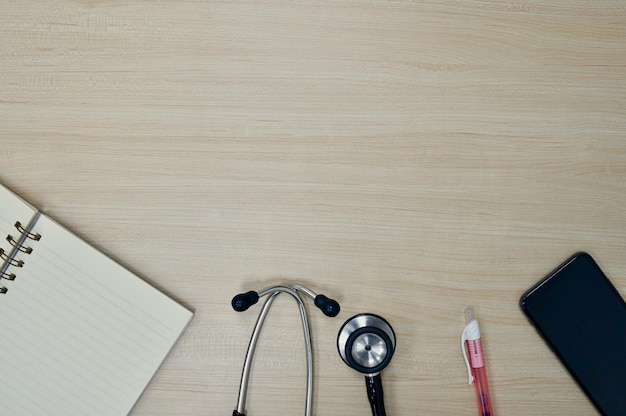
(520, 252), (626, 416)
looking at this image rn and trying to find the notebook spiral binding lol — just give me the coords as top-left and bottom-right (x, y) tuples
(0, 221), (42, 294)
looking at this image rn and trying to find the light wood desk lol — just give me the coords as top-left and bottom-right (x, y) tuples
(1, 1), (625, 415)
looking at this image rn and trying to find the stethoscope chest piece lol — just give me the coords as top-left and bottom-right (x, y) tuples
(337, 313), (396, 374)
(337, 313), (396, 416)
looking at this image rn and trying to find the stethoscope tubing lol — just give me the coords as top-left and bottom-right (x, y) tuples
(366, 373), (387, 416)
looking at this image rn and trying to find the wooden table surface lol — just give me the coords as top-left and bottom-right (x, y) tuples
(2, 1), (625, 415)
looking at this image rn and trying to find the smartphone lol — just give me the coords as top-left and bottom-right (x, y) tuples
(520, 252), (626, 416)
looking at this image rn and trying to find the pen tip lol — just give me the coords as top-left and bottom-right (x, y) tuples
(465, 307), (475, 324)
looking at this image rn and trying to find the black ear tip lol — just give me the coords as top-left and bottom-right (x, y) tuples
(232, 290), (259, 312)
(314, 294), (340, 317)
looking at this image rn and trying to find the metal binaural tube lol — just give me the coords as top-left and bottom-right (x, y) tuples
(235, 286), (313, 416)
(235, 291), (280, 414)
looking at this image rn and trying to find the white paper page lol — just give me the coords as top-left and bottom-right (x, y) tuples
(0, 213), (193, 415)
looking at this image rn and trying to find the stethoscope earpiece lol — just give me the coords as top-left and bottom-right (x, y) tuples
(337, 313), (396, 416)
(231, 290), (259, 312)
(314, 294), (341, 317)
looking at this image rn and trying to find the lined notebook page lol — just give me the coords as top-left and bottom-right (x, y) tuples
(0, 191), (193, 415)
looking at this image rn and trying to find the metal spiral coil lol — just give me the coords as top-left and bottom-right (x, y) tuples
(0, 220), (41, 293)
(1, 271), (16, 281)
(0, 249), (24, 267)
(7, 235), (33, 254)
(14, 221), (41, 241)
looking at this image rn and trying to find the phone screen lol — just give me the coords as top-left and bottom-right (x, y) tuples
(520, 252), (626, 416)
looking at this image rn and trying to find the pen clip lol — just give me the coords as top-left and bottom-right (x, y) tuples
(461, 318), (480, 385)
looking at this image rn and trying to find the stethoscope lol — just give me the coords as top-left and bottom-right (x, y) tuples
(231, 284), (396, 416)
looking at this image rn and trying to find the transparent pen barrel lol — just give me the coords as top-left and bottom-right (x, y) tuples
(467, 339), (494, 416)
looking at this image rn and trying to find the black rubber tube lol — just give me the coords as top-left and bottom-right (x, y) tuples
(365, 374), (386, 416)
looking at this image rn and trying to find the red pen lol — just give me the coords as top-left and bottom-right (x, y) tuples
(461, 307), (495, 416)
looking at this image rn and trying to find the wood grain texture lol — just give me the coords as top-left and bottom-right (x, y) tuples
(1, 1), (625, 415)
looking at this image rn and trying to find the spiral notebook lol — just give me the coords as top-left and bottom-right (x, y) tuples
(0, 183), (193, 415)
